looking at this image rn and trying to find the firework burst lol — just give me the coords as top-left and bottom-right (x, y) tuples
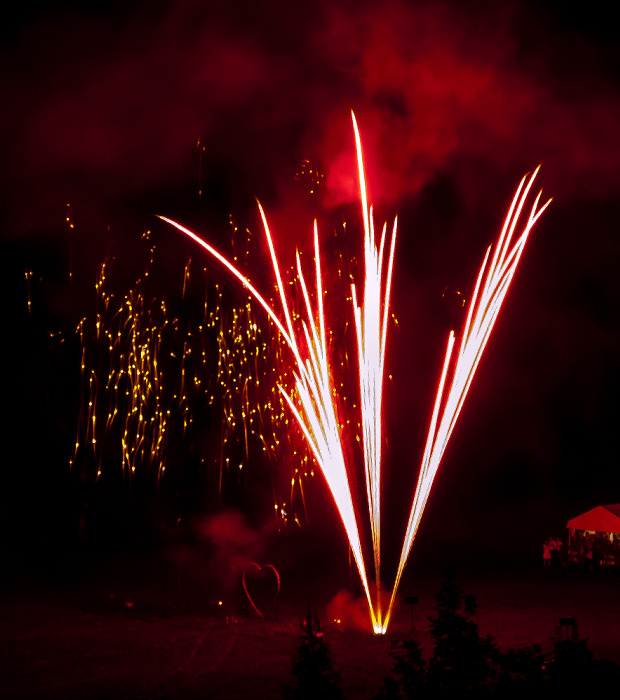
(160, 113), (550, 633)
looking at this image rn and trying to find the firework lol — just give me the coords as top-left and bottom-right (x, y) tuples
(159, 207), (381, 630)
(160, 117), (394, 630)
(160, 113), (550, 633)
(380, 168), (551, 631)
(242, 562), (281, 618)
(350, 113), (397, 626)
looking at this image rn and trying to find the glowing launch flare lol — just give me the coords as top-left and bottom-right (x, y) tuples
(161, 113), (550, 634)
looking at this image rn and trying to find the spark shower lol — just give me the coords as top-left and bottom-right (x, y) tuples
(160, 113), (550, 633)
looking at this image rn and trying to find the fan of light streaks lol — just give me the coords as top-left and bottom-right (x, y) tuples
(160, 114), (550, 634)
(380, 167), (551, 632)
(159, 201), (381, 631)
(350, 112), (397, 626)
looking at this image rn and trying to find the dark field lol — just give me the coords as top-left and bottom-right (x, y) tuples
(2, 552), (619, 699)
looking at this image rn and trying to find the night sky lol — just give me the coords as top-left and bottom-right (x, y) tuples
(2, 0), (620, 580)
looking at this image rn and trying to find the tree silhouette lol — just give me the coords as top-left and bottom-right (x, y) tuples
(286, 606), (342, 699)
(426, 566), (497, 694)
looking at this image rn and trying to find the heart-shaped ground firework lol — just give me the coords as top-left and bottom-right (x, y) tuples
(242, 562), (280, 619)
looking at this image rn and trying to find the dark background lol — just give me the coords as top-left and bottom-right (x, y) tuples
(2, 0), (620, 593)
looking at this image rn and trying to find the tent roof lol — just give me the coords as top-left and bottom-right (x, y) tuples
(567, 504), (620, 534)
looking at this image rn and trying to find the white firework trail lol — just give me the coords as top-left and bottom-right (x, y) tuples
(381, 166), (551, 632)
(161, 114), (550, 634)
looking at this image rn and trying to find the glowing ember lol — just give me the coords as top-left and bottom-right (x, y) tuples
(160, 113), (550, 633)
(71, 228), (308, 529)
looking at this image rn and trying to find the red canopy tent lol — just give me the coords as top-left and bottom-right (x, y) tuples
(567, 504), (620, 534)
(566, 505), (620, 569)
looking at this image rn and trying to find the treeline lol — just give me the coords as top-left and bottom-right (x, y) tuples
(286, 567), (620, 699)
(376, 567), (620, 697)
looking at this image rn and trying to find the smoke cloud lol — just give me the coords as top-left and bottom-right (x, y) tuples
(199, 509), (269, 589)
(2, 0), (618, 239)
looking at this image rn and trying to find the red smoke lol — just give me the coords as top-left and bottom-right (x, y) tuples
(316, 1), (620, 209)
(2, 0), (619, 239)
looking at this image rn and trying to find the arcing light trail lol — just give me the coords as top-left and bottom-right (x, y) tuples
(350, 114), (397, 626)
(381, 167), (551, 632)
(160, 113), (550, 634)
(159, 135), (382, 629)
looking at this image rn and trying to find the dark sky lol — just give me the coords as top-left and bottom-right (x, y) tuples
(3, 0), (620, 572)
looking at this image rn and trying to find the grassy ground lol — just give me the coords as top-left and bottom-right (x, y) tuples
(2, 556), (619, 699)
